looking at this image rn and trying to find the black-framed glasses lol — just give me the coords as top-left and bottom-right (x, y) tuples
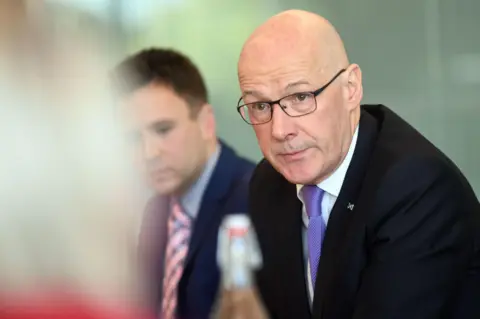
(237, 69), (346, 125)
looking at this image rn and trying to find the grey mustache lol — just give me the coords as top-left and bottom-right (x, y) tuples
(274, 145), (311, 154)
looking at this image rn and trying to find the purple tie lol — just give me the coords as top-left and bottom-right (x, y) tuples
(301, 185), (326, 289)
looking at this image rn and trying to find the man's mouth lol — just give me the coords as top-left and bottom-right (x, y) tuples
(148, 169), (170, 180)
(278, 149), (309, 161)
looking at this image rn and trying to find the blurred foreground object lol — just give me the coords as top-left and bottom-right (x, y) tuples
(217, 215), (262, 290)
(213, 288), (269, 319)
(212, 215), (269, 319)
(0, 292), (152, 319)
(0, 1), (152, 318)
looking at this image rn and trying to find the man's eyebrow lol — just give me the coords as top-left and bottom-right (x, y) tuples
(147, 119), (175, 130)
(242, 90), (260, 97)
(241, 90), (268, 101)
(241, 80), (312, 101)
(285, 80), (311, 90)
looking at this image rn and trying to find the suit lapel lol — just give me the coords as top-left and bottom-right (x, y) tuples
(312, 110), (379, 317)
(254, 168), (310, 318)
(278, 182), (311, 318)
(138, 195), (169, 311)
(183, 143), (241, 268)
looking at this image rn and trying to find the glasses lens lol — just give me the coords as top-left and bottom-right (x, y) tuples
(281, 92), (316, 116)
(239, 103), (271, 124)
(237, 91), (317, 125)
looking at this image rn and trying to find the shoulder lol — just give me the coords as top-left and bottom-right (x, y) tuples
(218, 142), (256, 193)
(223, 143), (256, 174)
(366, 152), (480, 245)
(378, 154), (473, 202)
(354, 106), (479, 230)
(363, 104), (451, 161)
(362, 104), (475, 199)
(215, 142), (256, 210)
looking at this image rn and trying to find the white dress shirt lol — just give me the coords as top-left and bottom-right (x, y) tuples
(296, 125), (359, 305)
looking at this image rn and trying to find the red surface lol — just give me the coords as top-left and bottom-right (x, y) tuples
(0, 293), (154, 319)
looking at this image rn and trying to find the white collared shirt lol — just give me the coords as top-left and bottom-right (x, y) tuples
(296, 125), (359, 305)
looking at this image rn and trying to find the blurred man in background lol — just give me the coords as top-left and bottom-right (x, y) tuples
(113, 48), (255, 319)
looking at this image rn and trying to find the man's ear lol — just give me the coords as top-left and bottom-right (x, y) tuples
(344, 63), (363, 109)
(196, 103), (216, 140)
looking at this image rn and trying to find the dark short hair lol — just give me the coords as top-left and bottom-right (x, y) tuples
(112, 48), (208, 115)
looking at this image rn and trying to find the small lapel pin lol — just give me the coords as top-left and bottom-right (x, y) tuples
(347, 203), (355, 211)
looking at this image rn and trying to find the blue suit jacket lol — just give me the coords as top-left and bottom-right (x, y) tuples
(140, 141), (255, 319)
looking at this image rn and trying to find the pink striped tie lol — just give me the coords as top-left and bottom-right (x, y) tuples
(161, 199), (192, 319)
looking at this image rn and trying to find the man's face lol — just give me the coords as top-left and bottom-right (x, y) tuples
(238, 49), (357, 185)
(122, 84), (210, 195)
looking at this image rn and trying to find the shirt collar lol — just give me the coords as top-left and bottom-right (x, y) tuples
(297, 125), (359, 199)
(174, 144), (221, 219)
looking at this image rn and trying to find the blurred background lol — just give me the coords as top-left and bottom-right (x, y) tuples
(43, 0), (480, 195)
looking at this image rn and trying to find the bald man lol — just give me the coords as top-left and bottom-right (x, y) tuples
(236, 10), (480, 319)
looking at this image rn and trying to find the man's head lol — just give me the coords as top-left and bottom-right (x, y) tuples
(114, 48), (217, 196)
(238, 10), (363, 185)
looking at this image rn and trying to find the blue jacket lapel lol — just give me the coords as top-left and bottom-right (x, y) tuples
(183, 142), (243, 267)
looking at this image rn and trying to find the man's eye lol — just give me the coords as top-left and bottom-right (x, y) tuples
(294, 93), (309, 101)
(153, 125), (172, 136)
(251, 103), (270, 111)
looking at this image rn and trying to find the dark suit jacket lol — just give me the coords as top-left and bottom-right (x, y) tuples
(139, 141), (255, 319)
(249, 105), (480, 319)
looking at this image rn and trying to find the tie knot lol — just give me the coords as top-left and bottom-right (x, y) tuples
(300, 185), (324, 219)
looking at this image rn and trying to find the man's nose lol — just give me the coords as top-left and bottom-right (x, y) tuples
(271, 104), (296, 141)
(142, 133), (161, 161)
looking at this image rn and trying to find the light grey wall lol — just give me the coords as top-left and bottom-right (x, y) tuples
(120, 0), (480, 194)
